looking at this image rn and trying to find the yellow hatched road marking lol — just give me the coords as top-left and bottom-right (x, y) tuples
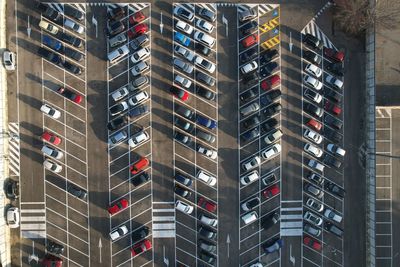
(261, 35), (280, 50)
(259, 17), (280, 33)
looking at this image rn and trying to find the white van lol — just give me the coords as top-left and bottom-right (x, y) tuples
(107, 44), (129, 64)
(241, 211), (258, 225)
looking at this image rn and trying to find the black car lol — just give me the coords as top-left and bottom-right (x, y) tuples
(303, 33), (323, 50)
(326, 62), (344, 77)
(324, 221), (343, 237)
(261, 211), (280, 230)
(107, 6), (125, 21)
(197, 72), (215, 87)
(107, 115), (128, 131)
(199, 251), (216, 265)
(132, 226), (149, 243)
(324, 87), (342, 103)
(198, 226), (217, 241)
(262, 118), (278, 133)
(242, 72), (259, 85)
(263, 103), (282, 117)
(43, 8), (61, 21)
(107, 21), (125, 37)
(67, 185), (87, 200)
(36, 2), (49, 12)
(240, 87), (258, 103)
(38, 47), (62, 64)
(262, 173), (277, 186)
(240, 20), (258, 35)
(174, 117), (194, 133)
(176, 106), (195, 120)
(303, 50), (322, 65)
(60, 32), (83, 48)
(242, 115), (260, 129)
(175, 173), (192, 187)
(324, 127), (342, 143)
(131, 172), (150, 186)
(62, 60), (82, 75)
(196, 86), (215, 101)
(306, 172), (324, 186)
(260, 61), (278, 78)
(325, 114), (343, 130)
(64, 47), (84, 62)
(260, 90), (281, 106)
(5, 180), (19, 199)
(174, 131), (192, 145)
(323, 154), (342, 169)
(64, 5), (84, 21)
(195, 43), (211, 56)
(260, 49), (279, 65)
(174, 185), (191, 198)
(241, 196), (260, 211)
(198, 8), (216, 22)
(324, 181), (345, 198)
(46, 241), (64, 255)
(240, 47), (257, 63)
(304, 102), (323, 118)
(241, 127), (260, 143)
(199, 239), (217, 254)
(129, 105), (149, 118)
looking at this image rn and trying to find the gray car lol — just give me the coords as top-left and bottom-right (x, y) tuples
(199, 240), (217, 254)
(131, 75), (149, 89)
(240, 102), (259, 117)
(130, 34), (149, 51)
(197, 71), (216, 87)
(173, 58), (194, 74)
(304, 223), (321, 237)
(196, 129), (216, 144)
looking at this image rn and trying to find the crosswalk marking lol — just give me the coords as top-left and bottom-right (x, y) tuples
(8, 122), (20, 176)
(261, 35), (280, 50)
(153, 204), (175, 238)
(302, 20), (335, 49)
(258, 4), (279, 16)
(280, 204), (303, 236)
(376, 108), (391, 118)
(20, 206), (46, 239)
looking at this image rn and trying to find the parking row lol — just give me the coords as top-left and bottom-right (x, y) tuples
(236, 4), (283, 267)
(171, 3), (219, 267)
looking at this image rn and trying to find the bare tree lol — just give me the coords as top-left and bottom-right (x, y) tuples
(333, 0), (400, 36)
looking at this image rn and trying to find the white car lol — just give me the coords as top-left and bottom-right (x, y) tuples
(264, 129), (283, 144)
(308, 159), (324, 172)
(304, 74), (322, 90)
(197, 170), (217, 186)
(39, 20), (59, 35)
(111, 86), (129, 102)
(44, 159), (62, 173)
(109, 225), (129, 241)
(249, 263), (263, 267)
(241, 211), (258, 225)
(128, 130), (150, 147)
(131, 61), (150, 76)
(194, 56), (216, 73)
(304, 143), (323, 158)
(174, 75), (192, 88)
(327, 143), (346, 157)
(109, 130), (128, 145)
(196, 145), (217, 159)
(109, 101), (129, 116)
(3, 49), (16, 71)
(240, 61), (258, 75)
(175, 20), (193, 34)
(40, 104), (61, 119)
(304, 88), (322, 104)
(128, 90), (149, 106)
(240, 170), (259, 186)
(305, 63), (322, 78)
(304, 129), (323, 144)
(174, 45), (195, 61)
(41, 145), (63, 160)
(108, 45), (129, 63)
(238, 8), (257, 22)
(324, 208), (343, 223)
(194, 31), (215, 48)
(325, 74), (343, 89)
(199, 214), (217, 227)
(261, 144), (281, 160)
(131, 47), (150, 64)
(6, 207), (20, 228)
(196, 19), (214, 33)
(304, 211), (323, 226)
(64, 18), (84, 34)
(175, 200), (194, 214)
(305, 198), (324, 212)
(241, 156), (261, 171)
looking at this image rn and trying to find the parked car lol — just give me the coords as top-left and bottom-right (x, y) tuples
(173, 6), (194, 22)
(323, 47), (345, 62)
(263, 238), (283, 254)
(175, 117), (194, 133)
(196, 114), (217, 129)
(196, 86), (215, 100)
(107, 6), (125, 20)
(304, 129), (323, 144)
(110, 101), (129, 116)
(198, 7), (216, 22)
(106, 20), (125, 37)
(67, 184), (87, 200)
(174, 75), (192, 89)
(39, 20), (59, 35)
(196, 144), (217, 159)
(196, 19), (214, 33)
(40, 103), (61, 119)
(62, 60), (82, 75)
(303, 236), (322, 251)
(324, 101), (342, 117)
(260, 49), (278, 65)
(324, 87), (342, 103)
(196, 129), (215, 144)
(262, 172), (277, 186)
(173, 58), (194, 74)
(198, 197), (217, 212)
(304, 143), (323, 158)
(131, 61), (150, 76)
(260, 74), (281, 91)
(38, 47), (61, 64)
(5, 179), (19, 199)
(64, 18), (84, 34)
(130, 34), (149, 51)
(41, 145), (63, 160)
(130, 157), (149, 175)
(44, 159), (62, 173)
(240, 102), (259, 117)
(242, 72), (259, 85)
(174, 31), (190, 47)
(303, 50), (322, 65)
(199, 240), (217, 255)
(195, 56), (216, 73)
(260, 61), (278, 78)
(305, 63), (322, 78)
(60, 32), (83, 48)
(197, 170), (217, 186)
(174, 44), (195, 61)
(241, 196), (260, 211)
(262, 118), (278, 133)
(263, 184), (280, 199)
(195, 43), (211, 56)
(3, 49), (16, 71)
(109, 32), (127, 48)
(261, 211), (280, 230)
(6, 206), (19, 228)
(307, 159), (324, 172)
(199, 251), (216, 264)
(241, 127), (260, 143)
(324, 208), (343, 223)
(198, 226), (217, 241)
(240, 170), (259, 186)
(306, 118), (322, 132)
(307, 172), (324, 186)
(127, 23), (148, 38)
(174, 131), (192, 145)
(57, 87), (82, 103)
(129, 11), (146, 25)
(240, 47), (257, 63)
(131, 47), (150, 63)
(131, 172), (150, 187)
(170, 86), (189, 101)
(241, 156), (261, 171)
(194, 31), (215, 48)
(305, 197), (324, 212)
(304, 223), (321, 237)
(324, 221), (343, 237)
(129, 90), (149, 106)
(304, 211), (323, 226)
(326, 62), (344, 76)
(128, 130), (150, 147)
(238, 7), (257, 22)
(109, 225), (128, 241)
(175, 185), (191, 198)
(324, 127), (342, 143)
(325, 181), (345, 198)
(260, 90), (281, 106)
(175, 20), (193, 34)
(263, 103), (281, 117)
(240, 60), (258, 75)
(325, 114), (343, 130)
(327, 143), (346, 157)
(304, 183), (324, 199)
(130, 239), (152, 256)
(262, 144), (281, 160)
(41, 131), (61, 146)
(303, 33), (323, 50)
(199, 214), (218, 227)
(109, 130), (128, 145)
(196, 71), (216, 86)
(264, 129), (282, 144)
(240, 87), (258, 102)
(242, 34), (258, 48)
(304, 74), (322, 90)
(64, 5), (84, 21)
(46, 241), (65, 255)
(325, 74), (343, 90)
(241, 211), (258, 225)
(304, 88), (322, 104)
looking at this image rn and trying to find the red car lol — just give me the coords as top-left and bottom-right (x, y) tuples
(324, 101), (342, 116)
(198, 197), (217, 213)
(170, 86), (189, 101)
(130, 157), (149, 175)
(129, 11), (146, 25)
(42, 131), (62, 146)
(263, 184), (280, 199)
(42, 254), (63, 267)
(127, 23), (148, 38)
(57, 87), (82, 104)
(303, 236), (322, 251)
(261, 74), (280, 91)
(306, 118), (322, 132)
(242, 34), (258, 48)
(131, 239), (152, 256)
(108, 198), (128, 215)
(323, 47), (345, 62)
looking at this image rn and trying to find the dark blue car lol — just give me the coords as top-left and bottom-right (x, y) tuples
(43, 35), (62, 51)
(174, 32), (190, 47)
(196, 115), (217, 129)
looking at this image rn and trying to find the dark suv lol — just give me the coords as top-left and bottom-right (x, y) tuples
(303, 33), (323, 50)
(324, 181), (345, 198)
